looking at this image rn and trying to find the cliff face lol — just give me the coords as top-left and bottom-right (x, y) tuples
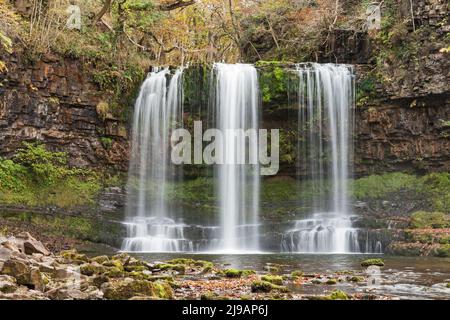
(0, 52), (129, 170)
(355, 95), (450, 176)
(1, 53), (448, 176)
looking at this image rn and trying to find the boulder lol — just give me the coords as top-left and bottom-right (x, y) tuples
(45, 286), (103, 300)
(29, 268), (45, 291)
(24, 239), (50, 256)
(1, 258), (31, 286)
(0, 275), (18, 293)
(102, 278), (173, 300)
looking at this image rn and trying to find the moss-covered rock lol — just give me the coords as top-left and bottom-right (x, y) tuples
(102, 259), (124, 271)
(251, 280), (288, 293)
(361, 259), (385, 267)
(221, 268), (255, 278)
(80, 263), (106, 276)
(223, 269), (242, 278)
(348, 276), (365, 282)
(261, 275), (283, 285)
(102, 278), (173, 300)
(59, 249), (89, 263)
(326, 278), (337, 285)
(154, 263), (186, 274)
(91, 255), (109, 264)
(329, 290), (350, 300)
(200, 291), (230, 300)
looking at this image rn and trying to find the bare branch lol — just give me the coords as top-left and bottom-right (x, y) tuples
(159, 0), (196, 12)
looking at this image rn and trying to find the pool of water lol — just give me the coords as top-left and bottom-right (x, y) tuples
(129, 253), (450, 300)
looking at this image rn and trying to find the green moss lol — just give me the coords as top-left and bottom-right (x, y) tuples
(251, 280), (288, 293)
(352, 172), (450, 213)
(200, 291), (230, 300)
(261, 275), (283, 285)
(105, 267), (124, 278)
(326, 278), (337, 285)
(410, 211), (449, 229)
(348, 276), (365, 282)
(329, 290), (350, 300)
(361, 259), (385, 267)
(0, 142), (102, 208)
(100, 137), (113, 149)
(433, 244), (450, 257)
(223, 269), (241, 278)
(155, 264), (186, 274)
(103, 279), (173, 300)
(152, 281), (174, 299)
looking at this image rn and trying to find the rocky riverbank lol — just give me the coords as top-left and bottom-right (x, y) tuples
(0, 232), (409, 300)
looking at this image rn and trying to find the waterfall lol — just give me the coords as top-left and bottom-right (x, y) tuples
(281, 63), (361, 253)
(121, 68), (192, 252)
(212, 63), (261, 252)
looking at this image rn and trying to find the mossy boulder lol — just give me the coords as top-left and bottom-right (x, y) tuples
(410, 211), (449, 229)
(102, 259), (124, 271)
(1, 259), (31, 286)
(80, 262), (106, 276)
(251, 280), (288, 293)
(329, 290), (350, 300)
(223, 269), (242, 278)
(326, 278), (337, 285)
(221, 268), (255, 278)
(59, 249), (89, 263)
(102, 278), (173, 300)
(200, 291), (230, 300)
(361, 259), (385, 267)
(91, 255), (109, 264)
(261, 275), (283, 285)
(348, 276), (365, 282)
(105, 267), (124, 278)
(165, 258), (214, 274)
(154, 263), (186, 274)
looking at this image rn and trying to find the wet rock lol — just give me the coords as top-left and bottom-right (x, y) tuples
(102, 278), (173, 300)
